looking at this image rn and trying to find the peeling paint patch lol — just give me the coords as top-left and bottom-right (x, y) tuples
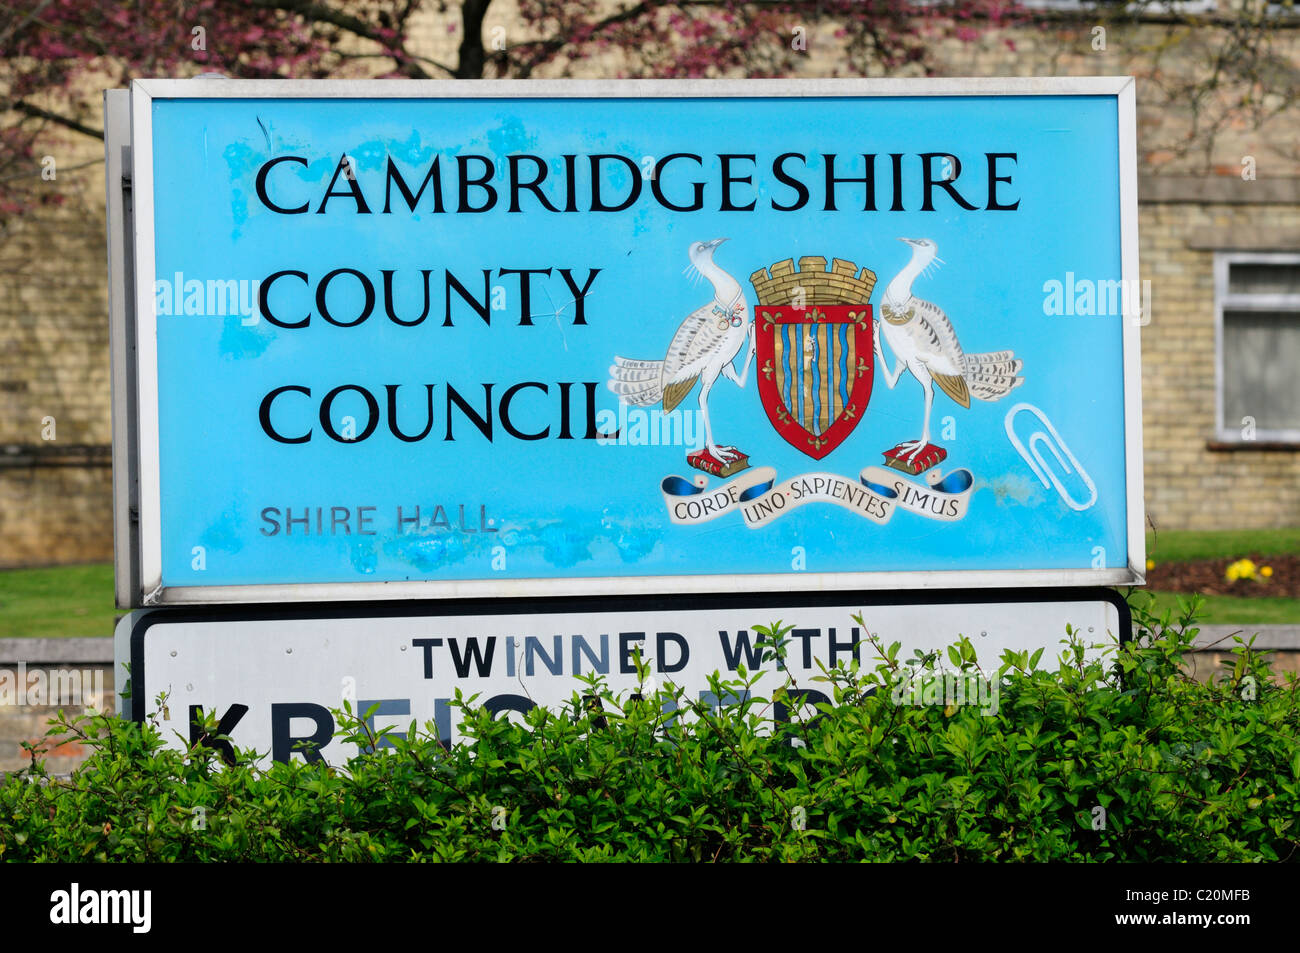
(218, 317), (274, 359)
(222, 141), (257, 239)
(350, 540), (378, 574)
(977, 472), (1044, 508)
(601, 515), (662, 564)
(199, 509), (244, 553)
(485, 117), (537, 157)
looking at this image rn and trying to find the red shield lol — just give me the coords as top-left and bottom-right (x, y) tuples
(756, 305), (873, 460)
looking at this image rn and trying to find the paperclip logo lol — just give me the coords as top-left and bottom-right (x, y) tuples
(1004, 403), (1097, 512)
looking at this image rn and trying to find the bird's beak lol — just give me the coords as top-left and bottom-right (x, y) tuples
(898, 237), (916, 245)
(707, 238), (729, 249)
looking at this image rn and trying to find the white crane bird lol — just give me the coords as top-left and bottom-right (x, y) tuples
(607, 238), (756, 463)
(876, 237), (1024, 463)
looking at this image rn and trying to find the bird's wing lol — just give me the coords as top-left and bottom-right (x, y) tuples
(908, 298), (966, 375)
(906, 298), (970, 408)
(931, 371), (971, 408)
(607, 356), (666, 406)
(962, 350), (1024, 401)
(662, 375), (700, 413)
(663, 303), (731, 384)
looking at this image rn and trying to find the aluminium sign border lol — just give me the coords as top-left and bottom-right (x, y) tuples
(117, 77), (1144, 607)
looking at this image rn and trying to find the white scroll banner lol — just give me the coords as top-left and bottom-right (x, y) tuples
(660, 464), (976, 528)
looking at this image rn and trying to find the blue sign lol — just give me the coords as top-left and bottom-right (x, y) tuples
(127, 78), (1143, 603)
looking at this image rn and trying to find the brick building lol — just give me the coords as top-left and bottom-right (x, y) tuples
(2, 1), (1299, 568)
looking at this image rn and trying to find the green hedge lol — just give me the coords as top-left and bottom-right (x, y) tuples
(2, 593), (1298, 862)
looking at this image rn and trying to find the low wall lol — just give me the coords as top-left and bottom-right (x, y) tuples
(0, 638), (117, 775)
(1182, 625), (1300, 681)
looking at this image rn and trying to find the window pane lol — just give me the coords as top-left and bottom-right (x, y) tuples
(1228, 262), (1300, 296)
(1223, 310), (1300, 432)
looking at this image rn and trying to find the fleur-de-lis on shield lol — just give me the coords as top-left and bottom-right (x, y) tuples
(761, 358), (775, 380)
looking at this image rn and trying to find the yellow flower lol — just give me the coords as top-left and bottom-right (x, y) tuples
(1226, 558), (1260, 583)
(1146, 559), (1155, 571)
(1221, 558), (1280, 583)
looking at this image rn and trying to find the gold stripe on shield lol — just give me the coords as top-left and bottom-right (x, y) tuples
(832, 324), (844, 420)
(791, 325), (801, 423)
(817, 323), (830, 434)
(788, 325), (798, 413)
(774, 323), (787, 415)
(846, 324), (857, 397)
(801, 325), (815, 432)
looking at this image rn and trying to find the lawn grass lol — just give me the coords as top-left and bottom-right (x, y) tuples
(1139, 529), (1300, 624)
(0, 563), (119, 638)
(1141, 591), (1300, 627)
(1146, 528), (1300, 564)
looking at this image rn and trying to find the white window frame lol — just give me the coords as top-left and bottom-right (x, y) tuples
(1214, 251), (1300, 443)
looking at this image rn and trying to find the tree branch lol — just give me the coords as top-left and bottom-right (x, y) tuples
(11, 101), (103, 140)
(0, 157), (103, 185)
(511, 0), (661, 77)
(457, 0), (493, 79)
(508, 0), (863, 78)
(246, 0), (443, 78)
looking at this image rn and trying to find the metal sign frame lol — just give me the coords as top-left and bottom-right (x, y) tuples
(111, 77), (1144, 607)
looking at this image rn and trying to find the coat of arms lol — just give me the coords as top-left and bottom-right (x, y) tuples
(750, 257), (876, 461)
(602, 240), (1019, 532)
